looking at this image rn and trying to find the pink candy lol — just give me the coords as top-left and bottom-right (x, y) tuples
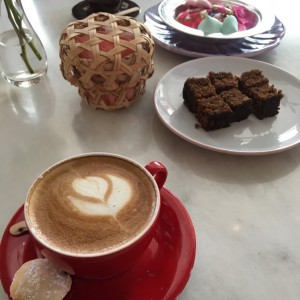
(232, 5), (257, 30)
(185, 0), (212, 9)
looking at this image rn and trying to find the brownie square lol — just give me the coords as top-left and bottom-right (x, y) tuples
(246, 84), (284, 119)
(219, 88), (252, 122)
(183, 77), (216, 113)
(239, 69), (269, 92)
(196, 96), (233, 130)
(208, 71), (239, 93)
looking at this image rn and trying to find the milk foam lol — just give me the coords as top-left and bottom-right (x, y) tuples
(68, 174), (132, 217)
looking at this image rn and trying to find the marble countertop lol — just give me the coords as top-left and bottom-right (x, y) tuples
(1, 0), (300, 299)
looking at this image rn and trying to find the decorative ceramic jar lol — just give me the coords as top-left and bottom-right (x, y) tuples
(59, 13), (155, 110)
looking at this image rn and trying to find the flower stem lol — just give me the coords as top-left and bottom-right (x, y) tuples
(4, 0), (42, 74)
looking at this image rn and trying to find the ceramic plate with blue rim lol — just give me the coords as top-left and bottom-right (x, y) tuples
(158, 0), (275, 39)
(154, 57), (300, 155)
(144, 4), (285, 58)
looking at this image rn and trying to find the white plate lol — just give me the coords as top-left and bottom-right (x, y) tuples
(154, 57), (300, 155)
(158, 0), (275, 39)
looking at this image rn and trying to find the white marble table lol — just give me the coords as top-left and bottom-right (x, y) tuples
(1, 0), (300, 299)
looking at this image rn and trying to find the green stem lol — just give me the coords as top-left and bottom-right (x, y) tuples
(4, 0), (42, 73)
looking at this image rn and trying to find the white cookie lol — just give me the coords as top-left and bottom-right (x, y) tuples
(10, 258), (72, 300)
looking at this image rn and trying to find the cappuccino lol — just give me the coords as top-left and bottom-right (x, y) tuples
(25, 155), (157, 255)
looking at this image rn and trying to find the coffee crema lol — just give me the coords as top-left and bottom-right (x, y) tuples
(26, 156), (157, 255)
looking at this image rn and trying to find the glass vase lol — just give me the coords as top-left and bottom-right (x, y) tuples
(0, 0), (47, 87)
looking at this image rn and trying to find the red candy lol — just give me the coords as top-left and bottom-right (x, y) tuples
(176, 8), (203, 28)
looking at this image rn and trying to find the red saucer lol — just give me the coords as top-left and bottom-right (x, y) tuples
(0, 188), (196, 300)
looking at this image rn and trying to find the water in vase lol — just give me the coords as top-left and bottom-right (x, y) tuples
(0, 29), (47, 88)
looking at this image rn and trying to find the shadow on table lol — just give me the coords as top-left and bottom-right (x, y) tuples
(2, 77), (55, 123)
(72, 97), (153, 157)
(0, 78), (67, 190)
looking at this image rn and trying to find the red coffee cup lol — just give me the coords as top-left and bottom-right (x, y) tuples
(24, 153), (167, 278)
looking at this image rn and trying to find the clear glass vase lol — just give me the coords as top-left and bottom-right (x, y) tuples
(0, 0), (47, 87)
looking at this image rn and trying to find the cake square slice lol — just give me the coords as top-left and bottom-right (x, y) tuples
(208, 71), (239, 93)
(239, 69), (269, 92)
(219, 88), (252, 122)
(183, 77), (216, 113)
(246, 84), (284, 119)
(196, 96), (233, 131)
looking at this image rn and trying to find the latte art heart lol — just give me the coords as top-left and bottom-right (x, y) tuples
(68, 175), (132, 217)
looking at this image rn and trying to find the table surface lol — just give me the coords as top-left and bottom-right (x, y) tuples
(1, 0), (300, 299)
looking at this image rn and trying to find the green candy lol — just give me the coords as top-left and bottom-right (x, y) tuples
(198, 15), (222, 34)
(221, 15), (238, 34)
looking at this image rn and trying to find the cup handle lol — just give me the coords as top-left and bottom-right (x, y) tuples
(145, 161), (168, 190)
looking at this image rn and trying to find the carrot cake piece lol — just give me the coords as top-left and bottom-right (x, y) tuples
(219, 88), (252, 122)
(196, 95), (233, 130)
(208, 71), (239, 93)
(239, 69), (269, 92)
(246, 84), (284, 119)
(183, 77), (216, 113)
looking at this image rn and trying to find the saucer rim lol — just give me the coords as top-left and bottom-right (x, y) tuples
(0, 187), (196, 300)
